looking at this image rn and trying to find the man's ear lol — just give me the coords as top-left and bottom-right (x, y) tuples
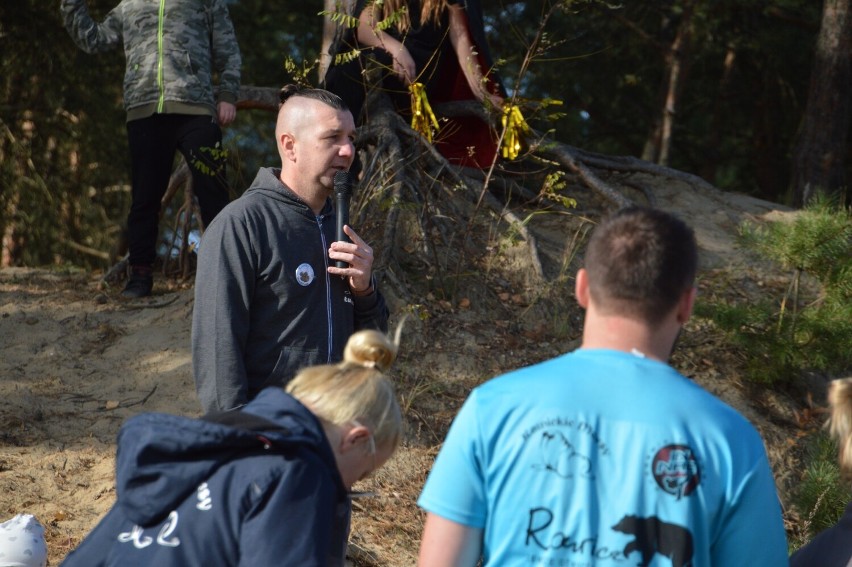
(575, 268), (590, 309)
(676, 286), (697, 324)
(279, 132), (296, 162)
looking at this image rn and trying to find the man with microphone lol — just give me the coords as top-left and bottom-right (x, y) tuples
(192, 85), (388, 413)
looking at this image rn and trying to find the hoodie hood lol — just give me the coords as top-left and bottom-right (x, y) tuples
(243, 167), (334, 217)
(113, 388), (339, 526)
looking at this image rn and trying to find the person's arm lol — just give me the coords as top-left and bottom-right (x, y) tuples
(418, 392), (488, 565)
(418, 513), (483, 567)
(238, 458), (342, 566)
(355, 4), (416, 84)
(192, 214), (254, 413)
(60, 0), (123, 54)
(328, 224), (389, 333)
(209, 0), (241, 126)
(447, 4), (503, 108)
(217, 102), (237, 126)
(711, 442), (789, 564)
(352, 282), (389, 333)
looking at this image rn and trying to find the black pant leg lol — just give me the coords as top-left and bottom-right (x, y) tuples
(126, 116), (177, 267)
(174, 115), (230, 229)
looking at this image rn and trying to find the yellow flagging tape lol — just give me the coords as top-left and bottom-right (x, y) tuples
(409, 82), (439, 143)
(501, 104), (531, 160)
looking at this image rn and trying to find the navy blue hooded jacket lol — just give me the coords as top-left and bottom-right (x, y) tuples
(61, 388), (350, 566)
(790, 500), (852, 566)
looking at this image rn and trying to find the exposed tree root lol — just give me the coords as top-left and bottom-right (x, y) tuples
(102, 85), (717, 297)
(435, 99), (719, 201)
(354, 92), (547, 290)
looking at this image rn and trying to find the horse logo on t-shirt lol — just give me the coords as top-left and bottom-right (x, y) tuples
(533, 430), (594, 479)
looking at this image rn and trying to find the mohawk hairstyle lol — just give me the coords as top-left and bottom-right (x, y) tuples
(278, 84), (349, 112)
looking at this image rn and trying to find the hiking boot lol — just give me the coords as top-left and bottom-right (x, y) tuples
(121, 266), (153, 298)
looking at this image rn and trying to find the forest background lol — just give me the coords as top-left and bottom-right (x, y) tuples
(1, 0), (850, 267)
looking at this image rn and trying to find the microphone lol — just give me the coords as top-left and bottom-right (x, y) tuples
(334, 171), (354, 269)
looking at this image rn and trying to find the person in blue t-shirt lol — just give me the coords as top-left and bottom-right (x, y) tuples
(417, 206), (788, 566)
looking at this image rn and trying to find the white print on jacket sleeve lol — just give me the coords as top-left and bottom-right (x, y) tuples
(157, 511), (180, 547)
(117, 511), (181, 549)
(196, 482), (213, 511)
(118, 525), (153, 549)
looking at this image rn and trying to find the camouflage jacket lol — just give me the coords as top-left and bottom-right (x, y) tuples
(61, 0), (241, 121)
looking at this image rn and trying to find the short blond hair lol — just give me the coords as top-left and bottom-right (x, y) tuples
(828, 378), (852, 479)
(286, 329), (402, 451)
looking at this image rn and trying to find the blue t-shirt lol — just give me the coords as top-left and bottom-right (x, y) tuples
(418, 349), (788, 566)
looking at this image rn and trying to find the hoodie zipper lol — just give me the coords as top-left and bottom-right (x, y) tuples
(316, 215), (334, 363)
(156, 0), (166, 113)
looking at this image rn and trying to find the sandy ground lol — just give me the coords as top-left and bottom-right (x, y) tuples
(0, 177), (814, 565)
(0, 275), (200, 562)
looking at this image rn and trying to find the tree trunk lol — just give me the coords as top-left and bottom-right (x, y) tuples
(699, 45), (737, 184)
(657, 1), (695, 166)
(790, 0), (852, 208)
(752, 66), (790, 202)
(1, 192), (21, 267)
(641, 1), (696, 166)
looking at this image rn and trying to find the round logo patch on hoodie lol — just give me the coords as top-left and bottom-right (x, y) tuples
(295, 263), (315, 286)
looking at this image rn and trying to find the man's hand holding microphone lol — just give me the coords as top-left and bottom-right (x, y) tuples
(327, 171), (375, 295)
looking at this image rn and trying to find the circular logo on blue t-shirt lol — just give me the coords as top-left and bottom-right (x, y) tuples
(651, 444), (700, 499)
(295, 263), (315, 286)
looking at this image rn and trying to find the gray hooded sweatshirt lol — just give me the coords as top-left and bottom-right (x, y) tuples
(192, 167), (388, 412)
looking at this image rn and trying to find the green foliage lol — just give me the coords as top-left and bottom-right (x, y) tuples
(740, 198), (852, 290)
(374, 6), (407, 32)
(333, 49), (363, 67)
(319, 9), (361, 29)
(190, 142), (229, 178)
(695, 199), (852, 384)
(284, 56), (320, 88)
(541, 171), (578, 209)
(323, 0), (408, 35)
(791, 432), (850, 549)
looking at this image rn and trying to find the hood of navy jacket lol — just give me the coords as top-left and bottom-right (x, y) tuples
(242, 167), (335, 218)
(113, 388), (341, 526)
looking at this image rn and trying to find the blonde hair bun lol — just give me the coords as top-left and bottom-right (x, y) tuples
(343, 329), (397, 373)
(286, 328), (404, 451)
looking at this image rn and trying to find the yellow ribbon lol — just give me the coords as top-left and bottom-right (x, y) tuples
(409, 82), (439, 143)
(501, 104), (531, 160)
